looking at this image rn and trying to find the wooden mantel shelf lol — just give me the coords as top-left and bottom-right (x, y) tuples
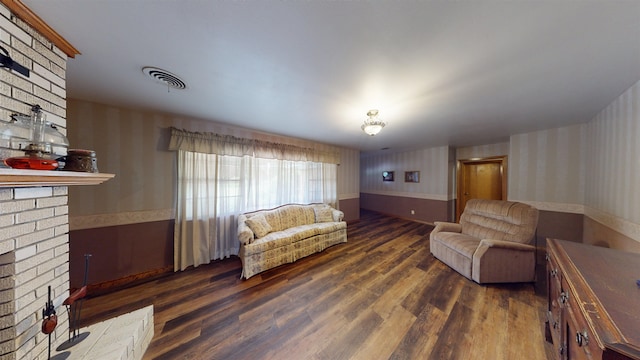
(0, 168), (115, 187)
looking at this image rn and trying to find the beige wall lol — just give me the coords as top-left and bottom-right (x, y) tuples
(359, 146), (451, 222)
(509, 124), (587, 209)
(337, 147), (360, 221)
(66, 77), (640, 283)
(507, 79), (640, 249)
(359, 82), (640, 251)
(584, 79), (640, 246)
(360, 146), (450, 200)
(67, 99), (360, 228)
(456, 141), (509, 160)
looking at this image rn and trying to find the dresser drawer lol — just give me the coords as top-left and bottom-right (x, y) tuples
(547, 253), (563, 351)
(563, 279), (602, 360)
(545, 239), (640, 360)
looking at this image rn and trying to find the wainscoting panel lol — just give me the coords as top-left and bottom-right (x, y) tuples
(69, 220), (174, 289)
(360, 192), (450, 223)
(338, 197), (360, 222)
(583, 215), (640, 253)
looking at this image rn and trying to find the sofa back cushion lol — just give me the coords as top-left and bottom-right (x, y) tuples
(267, 204), (316, 232)
(245, 213), (273, 238)
(314, 207), (334, 223)
(460, 199), (538, 244)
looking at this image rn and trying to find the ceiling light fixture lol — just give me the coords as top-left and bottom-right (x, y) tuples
(361, 109), (386, 136)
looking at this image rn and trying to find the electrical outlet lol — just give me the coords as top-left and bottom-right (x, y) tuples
(410, 209), (415, 215)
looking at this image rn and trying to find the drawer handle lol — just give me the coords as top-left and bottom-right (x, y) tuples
(553, 321), (558, 329)
(550, 268), (558, 277)
(560, 291), (569, 304)
(576, 330), (589, 347)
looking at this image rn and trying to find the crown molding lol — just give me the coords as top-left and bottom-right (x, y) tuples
(0, 0), (80, 58)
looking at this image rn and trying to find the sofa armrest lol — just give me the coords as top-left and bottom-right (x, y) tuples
(332, 208), (344, 222)
(237, 215), (254, 245)
(432, 221), (462, 234)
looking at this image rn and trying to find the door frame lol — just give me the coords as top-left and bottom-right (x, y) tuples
(456, 156), (508, 221)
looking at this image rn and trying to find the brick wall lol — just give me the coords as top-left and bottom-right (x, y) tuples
(0, 3), (70, 359)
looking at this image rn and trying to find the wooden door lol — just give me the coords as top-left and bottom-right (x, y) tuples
(456, 156), (507, 221)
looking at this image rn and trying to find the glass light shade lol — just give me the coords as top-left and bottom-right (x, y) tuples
(0, 107), (69, 156)
(0, 105), (70, 170)
(361, 109), (386, 136)
(0, 117), (31, 150)
(362, 123), (384, 136)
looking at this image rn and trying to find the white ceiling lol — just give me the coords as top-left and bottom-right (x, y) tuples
(23, 0), (640, 153)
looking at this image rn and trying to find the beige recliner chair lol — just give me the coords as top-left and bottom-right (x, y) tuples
(430, 199), (539, 284)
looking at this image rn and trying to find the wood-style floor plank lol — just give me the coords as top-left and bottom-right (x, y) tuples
(78, 210), (555, 360)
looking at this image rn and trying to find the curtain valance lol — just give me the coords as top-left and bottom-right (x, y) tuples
(168, 127), (340, 164)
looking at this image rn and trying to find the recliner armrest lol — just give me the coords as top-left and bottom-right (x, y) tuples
(477, 239), (535, 251)
(472, 238), (536, 283)
(432, 221), (462, 234)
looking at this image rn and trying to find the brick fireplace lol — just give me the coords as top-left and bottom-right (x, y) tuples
(0, 4), (72, 359)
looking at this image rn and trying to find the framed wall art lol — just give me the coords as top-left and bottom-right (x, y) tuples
(405, 171), (420, 183)
(382, 171), (394, 182)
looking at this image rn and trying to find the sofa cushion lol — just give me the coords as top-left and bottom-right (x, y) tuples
(243, 232), (293, 256)
(314, 221), (347, 234)
(314, 207), (334, 223)
(245, 214), (272, 238)
(277, 205), (315, 231)
(282, 225), (320, 242)
(432, 232), (481, 258)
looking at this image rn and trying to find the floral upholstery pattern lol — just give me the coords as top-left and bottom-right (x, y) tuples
(238, 203), (347, 279)
(314, 207), (335, 223)
(244, 213), (272, 238)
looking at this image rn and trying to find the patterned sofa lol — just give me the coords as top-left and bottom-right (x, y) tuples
(237, 203), (347, 279)
(430, 199), (539, 284)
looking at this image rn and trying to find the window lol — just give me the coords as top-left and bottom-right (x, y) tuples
(170, 127), (340, 271)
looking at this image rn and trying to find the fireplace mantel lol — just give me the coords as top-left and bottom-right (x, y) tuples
(0, 168), (115, 187)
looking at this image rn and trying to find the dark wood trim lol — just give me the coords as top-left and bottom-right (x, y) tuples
(82, 265), (174, 298)
(0, 0), (80, 58)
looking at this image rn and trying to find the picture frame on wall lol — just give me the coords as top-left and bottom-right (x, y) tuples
(382, 171), (394, 182)
(405, 171), (420, 183)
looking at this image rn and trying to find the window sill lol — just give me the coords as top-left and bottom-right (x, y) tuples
(0, 168), (115, 187)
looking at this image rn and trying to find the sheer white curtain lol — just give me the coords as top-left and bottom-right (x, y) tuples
(170, 128), (339, 271)
(174, 150), (219, 270)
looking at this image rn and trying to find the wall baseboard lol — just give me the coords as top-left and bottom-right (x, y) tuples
(82, 265), (174, 298)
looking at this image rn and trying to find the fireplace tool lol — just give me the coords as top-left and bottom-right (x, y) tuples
(57, 254), (92, 351)
(41, 285), (57, 359)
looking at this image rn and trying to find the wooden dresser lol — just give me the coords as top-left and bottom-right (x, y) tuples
(545, 238), (640, 360)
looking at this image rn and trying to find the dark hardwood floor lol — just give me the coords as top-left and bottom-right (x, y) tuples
(79, 210), (554, 360)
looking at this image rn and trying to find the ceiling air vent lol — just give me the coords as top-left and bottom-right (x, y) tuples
(142, 66), (187, 90)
